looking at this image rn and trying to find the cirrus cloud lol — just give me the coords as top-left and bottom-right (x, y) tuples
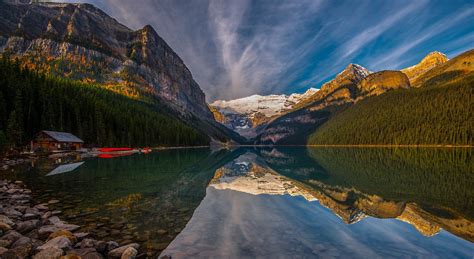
(55, 0), (474, 101)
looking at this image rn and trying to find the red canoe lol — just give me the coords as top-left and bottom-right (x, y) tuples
(98, 147), (134, 152)
(98, 152), (134, 159)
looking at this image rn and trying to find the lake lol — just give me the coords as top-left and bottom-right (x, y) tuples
(1, 147), (473, 258)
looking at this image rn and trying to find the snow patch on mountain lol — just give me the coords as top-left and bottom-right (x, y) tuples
(212, 88), (318, 118)
(210, 88), (319, 138)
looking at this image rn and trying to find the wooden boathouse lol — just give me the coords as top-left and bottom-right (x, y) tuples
(31, 131), (84, 152)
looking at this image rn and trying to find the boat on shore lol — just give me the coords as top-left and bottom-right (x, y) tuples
(97, 153), (135, 159)
(91, 147), (154, 158)
(97, 148), (137, 153)
(91, 147), (139, 158)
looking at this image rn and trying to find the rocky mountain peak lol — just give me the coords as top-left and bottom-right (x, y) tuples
(302, 87), (319, 95)
(140, 24), (159, 38)
(316, 63), (370, 96)
(0, 2), (211, 118)
(341, 63), (371, 82)
(422, 51), (448, 63)
(402, 51), (448, 83)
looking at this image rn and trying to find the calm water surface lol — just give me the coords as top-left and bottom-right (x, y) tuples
(2, 147), (473, 258)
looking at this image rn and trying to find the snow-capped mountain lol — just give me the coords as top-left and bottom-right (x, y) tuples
(210, 88), (318, 138)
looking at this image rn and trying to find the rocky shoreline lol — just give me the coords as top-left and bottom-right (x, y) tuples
(1, 157), (37, 171)
(0, 179), (140, 258)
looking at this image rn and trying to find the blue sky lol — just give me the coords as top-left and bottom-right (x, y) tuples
(59, 0), (474, 101)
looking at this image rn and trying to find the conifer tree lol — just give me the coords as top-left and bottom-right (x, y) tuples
(0, 55), (209, 147)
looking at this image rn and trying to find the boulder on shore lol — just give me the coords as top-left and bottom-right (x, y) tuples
(0, 180), (139, 258)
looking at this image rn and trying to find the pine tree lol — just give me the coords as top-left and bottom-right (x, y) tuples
(0, 55), (209, 147)
(309, 72), (473, 146)
(6, 90), (25, 147)
(6, 110), (21, 147)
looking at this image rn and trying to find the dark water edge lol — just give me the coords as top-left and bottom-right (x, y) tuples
(1, 147), (473, 258)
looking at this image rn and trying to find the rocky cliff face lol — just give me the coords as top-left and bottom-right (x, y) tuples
(402, 51), (448, 84)
(357, 70), (410, 97)
(209, 105), (225, 123)
(0, 2), (244, 143)
(0, 2), (211, 118)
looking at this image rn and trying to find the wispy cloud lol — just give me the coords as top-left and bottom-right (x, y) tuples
(206, 0), (324, 99)
(339, 0), (428, 60)
(296, 0), (429, 88)
(370, 6), (474, 69)
(54, 0), (474, 101)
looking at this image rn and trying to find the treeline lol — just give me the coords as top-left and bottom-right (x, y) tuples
(308, 71), (473, 146)
(0, 56), (209, 151)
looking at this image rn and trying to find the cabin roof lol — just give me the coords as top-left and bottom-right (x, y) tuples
(40, 130), (84, 143)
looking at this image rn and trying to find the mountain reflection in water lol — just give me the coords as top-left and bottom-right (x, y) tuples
(1, 147), (472, 258)
(162, 148), (473, 258)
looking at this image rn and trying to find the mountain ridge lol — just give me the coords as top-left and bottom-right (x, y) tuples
(251, 50), (470, 145)
(308, 49), (474, 146)
(292, 63), (371, 110)
(255, 63), (373, 144)
(0, 2), (208, 117)
(0, 1), (243, 144)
